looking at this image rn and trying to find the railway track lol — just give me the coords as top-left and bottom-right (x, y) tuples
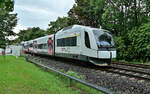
(106, 62), (150, 81)
(102, 66), (150, 81)
(26, 55), (150, 94)
(112, 62), (150, 69)
(110, 62), (150, 80)
(30, 55), (150, 81)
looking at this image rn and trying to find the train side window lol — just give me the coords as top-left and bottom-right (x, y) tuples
(70, 37), (77, 46)
(30, 44), (33, 47)
(85, 32), (91, 48)
(57, 39), (62, 47)
(38, 44), (43, 49)
(66, 38), (70, 46)
(57, 36), (77, 47)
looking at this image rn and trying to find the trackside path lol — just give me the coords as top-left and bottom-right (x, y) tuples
(0, 56), (103, 94)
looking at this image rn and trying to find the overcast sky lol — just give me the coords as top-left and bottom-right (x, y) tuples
(13, 0), (75, 33)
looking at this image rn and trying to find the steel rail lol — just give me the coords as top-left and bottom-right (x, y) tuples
(102, 67), (150, 81)
(111, 66), (150, 75)
(112, 62), (150, 69)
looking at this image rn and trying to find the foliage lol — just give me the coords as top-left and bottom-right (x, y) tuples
(102, 0), (149, 36)
(0, 0), (14, 15)
(0, 13), (17, 36)
(114, 36), (127, 60)
(68, 0), (106, 27)
(47, 16), (79, 34)
(47, 17), (69, 34)
(128, 22), (150, 62)
(16, 27), (46, 43)
(0, 0), (17, 48)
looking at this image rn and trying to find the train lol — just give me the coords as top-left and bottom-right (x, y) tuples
(21, 25), (116, 66)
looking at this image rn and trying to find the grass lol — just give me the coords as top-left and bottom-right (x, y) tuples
(112, 58), (150, 65)
(0, 56), (104, 94)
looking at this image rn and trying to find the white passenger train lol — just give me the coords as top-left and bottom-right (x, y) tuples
(22, 25), (116, 66)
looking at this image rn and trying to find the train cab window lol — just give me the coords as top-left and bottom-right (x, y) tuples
(85, 32), (91, 48)
(93, 30), (115, 48)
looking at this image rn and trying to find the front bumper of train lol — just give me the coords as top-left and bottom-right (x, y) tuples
(98, 51), (116, 59)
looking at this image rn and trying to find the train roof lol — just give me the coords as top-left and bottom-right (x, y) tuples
(34, 35), (50, 41)
(21, 25), (112, 44)
(57, 25), (111, 34)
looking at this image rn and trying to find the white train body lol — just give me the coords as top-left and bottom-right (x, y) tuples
(23, 25), (116, 66)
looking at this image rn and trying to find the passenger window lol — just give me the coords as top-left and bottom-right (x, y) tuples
(57, 36), (77, 47)
(85, 32), (91, 48)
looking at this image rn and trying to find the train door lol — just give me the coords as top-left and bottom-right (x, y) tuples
(81, 30), (97, 58)
(48, 35), (54, 55)
(33, 41), (38, 53)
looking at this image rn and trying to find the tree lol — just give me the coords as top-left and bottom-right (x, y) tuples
(16, 27), (47, 43)
(47, 17), (69, 34)
(102, 0), (149, 36)
(128, 21), (150, 62)
(0, 0), (17, 48)
(47, 16), (79, 34)
(0, 0), (14, 15)
(69, 0), (106, 27)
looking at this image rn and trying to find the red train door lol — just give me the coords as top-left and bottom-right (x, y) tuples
(48, 36), (53, 55)
(34, 41), (38, 53)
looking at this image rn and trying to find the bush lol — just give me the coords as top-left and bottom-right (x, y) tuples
(128, 22), (150, 62)
(114, 36), (127, 60)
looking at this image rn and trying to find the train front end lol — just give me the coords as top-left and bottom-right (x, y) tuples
(89, 29), (116, 66)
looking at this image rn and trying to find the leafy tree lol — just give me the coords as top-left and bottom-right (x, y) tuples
(128, 21), (150, 62)
(0, 0), (14, 15)
(114, 36), (127, 60)
(69, 0), (106, 27)
(47, 17), (69, 34)
(0, 0), (17, 48)
(0, 13), (17, 47)
(0, 13), (17, 36)
(47, 16), (79, 34)
(102, 0), (149, 36)
(16, 27), (47, 43)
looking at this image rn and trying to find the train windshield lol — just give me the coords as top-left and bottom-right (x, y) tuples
(93, 30), (115, 48)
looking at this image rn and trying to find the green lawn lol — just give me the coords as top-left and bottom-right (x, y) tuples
(0, 56), (103, 94)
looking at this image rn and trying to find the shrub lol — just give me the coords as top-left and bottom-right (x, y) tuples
(128, 22), (150, 62)
(114, 36), (127, 60)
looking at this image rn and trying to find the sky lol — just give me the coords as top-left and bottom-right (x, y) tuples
(13, 0), (75, 33)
